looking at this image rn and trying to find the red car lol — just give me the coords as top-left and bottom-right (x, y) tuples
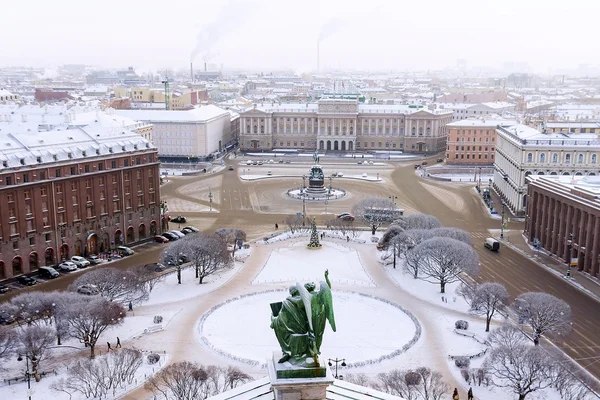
(154, 235), (169, 243)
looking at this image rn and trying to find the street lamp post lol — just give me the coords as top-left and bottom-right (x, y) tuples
(566, 233), (574, 278)
(17, 353), (36, 400)
(500, 202), (506, 239)
(176, 252), (183, 284)
(302, 175), (307, 220)
(208, 189), (213, 211)
(478, 166), (482, 193)
(328, 358), (346, 379)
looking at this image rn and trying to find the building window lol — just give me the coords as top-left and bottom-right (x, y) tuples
(55, 169), (61, 178)
(552, 153), (558, 163)
(577, 154), (584, 164)
(540, 153), (546, 163)
(565, 154), (571, 164)
(84, 165), (90, 173)
(527, 153), (533, 163)
(592, 154), (597, 164)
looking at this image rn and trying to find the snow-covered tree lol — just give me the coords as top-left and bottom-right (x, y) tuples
(284, 214), (306, 234)
(60, 297), (125, 358)
(428, 227), (473, 246)
(0, 326), (17, 361)
(327, 218), (357, 238)
(352, 197), (397, 234)
(512, 292), (572, 345)
(17, 325), (55, 381)
(165, 233), (232, 284)
(69, 268), (149, 305)
(488, 324), (527, 349)
(375, 369), (420, 400)
(397, 214), (442, 231)
(414, 367), (449, 400)
(215, 228), (246, 257)
(470, 282), (509, 332)
(485, 344), (554, 400)
(410, 237), (480, 293)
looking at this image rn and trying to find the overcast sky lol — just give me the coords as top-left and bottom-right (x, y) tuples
(2, 0), (599, 73)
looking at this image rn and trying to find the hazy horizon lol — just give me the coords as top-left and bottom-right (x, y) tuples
(2, 0), (600, 74)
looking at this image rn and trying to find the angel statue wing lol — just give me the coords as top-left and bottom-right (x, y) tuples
(318, 280), (336, 332)
(296, 282), (314, 332)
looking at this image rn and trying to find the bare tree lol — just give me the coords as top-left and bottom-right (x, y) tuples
(512, 292), (572, 345)
(284, 214), (306, 234)
(145, 361), (209, 400)
(428, 227), (473, 246)
(174, 233), (232, 284)
(414, 367), (450, 400)
(69, 268), (149, 305)
(376, 369), (420, 400)
(327, 218), (357, 238)
(398, 214), (442, 231)
(551, 365), (596, 400)
(224, 366), (252, 390)
(352, 197), (397, 234)
(17, 325), (55, 381)
(470, 282), (509, 332)
(215, 228), (247, 257)
(60, 297), (126, 358)
(488, 324), (527, 349)
(344, 373), (373, 388)
(0, 326), (17, 361)
(401, 230), (436, 278)
(9, 292), (57, 327)
(132, 264), (165, 293)
(412, 237), (480, 293)
(485, 344), (554, 400)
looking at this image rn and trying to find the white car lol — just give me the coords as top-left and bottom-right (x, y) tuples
(58, 261), (78, 272)
(170, 230), (186, 238)
(71, 256), (90, 268)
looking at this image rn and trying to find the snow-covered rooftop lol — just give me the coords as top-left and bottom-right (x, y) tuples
(447, 118), (517, 127)
(112, 105), (229, 123)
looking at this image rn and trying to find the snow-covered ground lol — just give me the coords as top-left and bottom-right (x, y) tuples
(253, 241), (375, 287)
(198, 291), (419, 367)
(239, 174), (382, 182)
(430, 174), (494, 182)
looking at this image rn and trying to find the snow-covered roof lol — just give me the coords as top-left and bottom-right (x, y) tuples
(208, 377), (405, 400)
(479, 101), (515, 109)
(112, 105), (230, 123)
(447, 118), (517, 127)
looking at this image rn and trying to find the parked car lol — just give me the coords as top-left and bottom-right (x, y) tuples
(154, 235), (170, 243)
(257, 161), (264, 165)
(116, 246), (134, 256)
(165, 255), (190, 266)
(143, 263), (168, 272)
(162, 232), (179, 241)
(38, 266), (59, 279)
(170, 230), (186, 238)
(252, 161), (258, 165)
(278, 159), (284, 163)
(337, 212), (355, 221)
(71, 256), (91, 268)
(285, 160), (291, 164)
(0, 310), (15, 325)
(484, 238), (500, 252)
(267, 170), (273, 176)
(0, 284), (9, 294)
(171, 215), (187, 223)
(228, 165), (234, 171)
(87, 255), (101, 265)
(17, 276), (38, 286)
(421, 161), (428, 165)
(436, 158), (444, 163)
(337, 172), (343, 177)
(77, 284), (100, 296)
(58, 261), (78, 272)
(414, 164), (420, 169)
(246, 160), (252, 165)
(181, 227), (196, 234)
(183, 226), (199, 232)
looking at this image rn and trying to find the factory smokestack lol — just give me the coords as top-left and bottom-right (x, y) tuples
(190, 62), (194, 83)
(317, 40), (320, 73)
(204, 62), (207, 72)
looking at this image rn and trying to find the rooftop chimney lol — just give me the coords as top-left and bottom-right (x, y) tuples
(190, 62), (194, 83)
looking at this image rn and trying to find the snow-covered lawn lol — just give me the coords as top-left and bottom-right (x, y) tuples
(383, 259), (471, 313)
(198, 291), (419, 367)
(253, 241), (375, 287)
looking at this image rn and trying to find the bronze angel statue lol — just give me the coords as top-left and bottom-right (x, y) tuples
(270, 270), (336, 366)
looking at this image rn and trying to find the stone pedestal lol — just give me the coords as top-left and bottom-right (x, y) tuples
(268, 352), (334, 400)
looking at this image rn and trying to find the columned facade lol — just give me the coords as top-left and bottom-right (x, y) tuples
(525, 176), (600, 278)
(238, 99), (451, 154)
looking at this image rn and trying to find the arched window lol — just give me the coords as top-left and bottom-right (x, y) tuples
(592, 154), (598, 164)
(253, 125), (257, 134)
(411, 127), (416, 136)
(246, 125), (250, 133)
(527, 153), (533, 162)
(539, 153), (546, 163)
(260, 126), (264, 134)
(426, 127), (431, 136)
(418, 127), (423, 136)
(578, 154), (584, 164)
(552, 153), (558, 163)
(565, 154), (571, 163)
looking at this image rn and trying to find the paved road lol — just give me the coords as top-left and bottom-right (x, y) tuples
(4, 154), (600, 381)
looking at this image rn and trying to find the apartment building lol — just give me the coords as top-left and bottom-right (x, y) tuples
(446, 119), (516, 165)
(494, 124), (600, 215)
(0, 126), (160, 280)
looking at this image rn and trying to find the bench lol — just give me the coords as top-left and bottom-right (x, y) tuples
(144, 324), (163, 334)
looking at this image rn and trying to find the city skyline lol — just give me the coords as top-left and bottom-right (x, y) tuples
(2, 0), (600, 74)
